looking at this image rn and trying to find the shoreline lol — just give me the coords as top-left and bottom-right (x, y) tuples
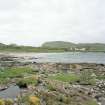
(0, 53), (105, 105)
(0, 52), (105, 64)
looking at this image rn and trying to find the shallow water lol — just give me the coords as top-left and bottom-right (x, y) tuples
(0, 85), (20, 99)
(29, 52), (105, 64)
(8, 52), (105, 64)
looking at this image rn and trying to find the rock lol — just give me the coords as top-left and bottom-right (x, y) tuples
(0, 86), (8, 91)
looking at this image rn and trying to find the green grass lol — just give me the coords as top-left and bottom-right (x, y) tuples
(86, 100), (98, 105)
(49, 72), (96, 85)
(0, 67), (34, 84)
(79, 71), (96, 85)
(22, 77), (37, 85)
(96, 75), (105, 80)
(49, 73), (79, 83)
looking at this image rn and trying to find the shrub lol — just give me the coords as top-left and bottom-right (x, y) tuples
(47, 83), (56, 91)
(79, 70), (96, 85)
(16, 76), (38, 88)
(0, 99), (5, 105)
(16, 80), (27, 88)
(28, 96), (40, 105)
(5, 99), (14, 105)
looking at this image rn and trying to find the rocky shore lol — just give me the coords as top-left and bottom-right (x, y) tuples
(0, 54), (105, 105)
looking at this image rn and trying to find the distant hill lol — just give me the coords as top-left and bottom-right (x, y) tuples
(77, 43), (105, 51)
(0, 43), (6, 46)
(0, 42), (65, 52)
(0, 42), (105, 52)
(42, 41), (105, 52)
(42, 41), (76, 48)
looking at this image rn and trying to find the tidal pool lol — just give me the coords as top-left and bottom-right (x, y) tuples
(0, 85), (20, 99)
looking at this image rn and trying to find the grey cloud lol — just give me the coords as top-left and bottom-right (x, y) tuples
(0, 0), (19, 10)
(0, 0), (105, 46)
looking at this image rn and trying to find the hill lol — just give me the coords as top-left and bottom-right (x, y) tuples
(0, 43), (65, 52)
(77, 43), (105, 51)
(42, 41), (76, 48)
(42, 41), (105, 52)
(0, 42), (105, 52)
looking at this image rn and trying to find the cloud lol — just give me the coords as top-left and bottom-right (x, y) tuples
(0, 0), (19, 11)
(0, 0), (105, 46)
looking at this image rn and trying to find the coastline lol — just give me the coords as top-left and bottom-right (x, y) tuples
(0, 53), (105, 105)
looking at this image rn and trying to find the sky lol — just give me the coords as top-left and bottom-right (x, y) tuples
(0, 0), (105, 46)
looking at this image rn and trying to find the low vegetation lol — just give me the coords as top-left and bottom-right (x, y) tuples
(16, 76), (38, 88)
(18, 95), (40, 105)
(0, 67), (34, 84)
(0, 58), (103, 105)
(0, 99), (13, 105)
(28, 96), (40, 105)
(79, 70), (96, 85)
(49, 73), (79, 83)
(49, 72), (96, 85)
